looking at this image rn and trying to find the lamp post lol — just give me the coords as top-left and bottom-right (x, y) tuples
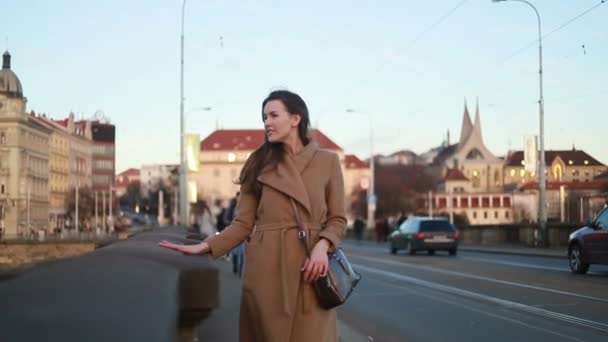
(179, 0), (188, 226)
(493, 0), (547, 246)
(346, 109), (375, 229)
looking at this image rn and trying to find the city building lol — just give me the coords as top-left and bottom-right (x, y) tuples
(427, 99), (504, 193)
(30, 114), (70, 230)
(0, 51), (51, 236)
(504, 148), (607, 188)
(116, 168), (140, 198)
(90, 120), (116, 193)
(140, 164), (178, 198)
(53, 114), (93, 190)
(194, 129), (369, 218)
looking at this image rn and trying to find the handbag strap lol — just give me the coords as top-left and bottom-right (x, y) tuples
(289, 199), (311, 258)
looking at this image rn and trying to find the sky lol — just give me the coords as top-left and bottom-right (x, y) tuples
(3, 0), (607, 172)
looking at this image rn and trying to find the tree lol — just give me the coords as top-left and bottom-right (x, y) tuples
(66, 186), (95, 222)
(374, 164), (436, 217)
(119, 180), (141, 211)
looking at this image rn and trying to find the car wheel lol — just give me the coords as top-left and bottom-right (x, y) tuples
(427, 250), (435, 256)
(448, 248), (458, 256)
(389, 244), (397, 255)
(569, 244), (589, 274)
(405, 242), (415, 255)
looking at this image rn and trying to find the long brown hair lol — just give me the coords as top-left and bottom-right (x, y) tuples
(238, 90), (311, 197)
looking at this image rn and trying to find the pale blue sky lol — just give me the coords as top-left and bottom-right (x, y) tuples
(3, 0), (607, 172)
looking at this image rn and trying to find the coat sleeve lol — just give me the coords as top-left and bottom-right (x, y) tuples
(318, 153), (347, 250)
(204, 189), (258, 258)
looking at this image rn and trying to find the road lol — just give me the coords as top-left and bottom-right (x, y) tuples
(336, 241), (608, 342)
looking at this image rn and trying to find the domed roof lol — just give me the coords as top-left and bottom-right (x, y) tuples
(0, 51), (23, 98)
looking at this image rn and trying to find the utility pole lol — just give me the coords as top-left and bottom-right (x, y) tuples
(75, 180), (79, 232)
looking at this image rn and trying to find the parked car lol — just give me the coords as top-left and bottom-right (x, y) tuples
(568, 207), (608, 274)
(389, 217), (460, 256)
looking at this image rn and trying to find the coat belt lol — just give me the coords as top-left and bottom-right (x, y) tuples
(254, 222), (323, 316)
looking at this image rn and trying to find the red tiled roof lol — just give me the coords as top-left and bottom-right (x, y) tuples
(519, 181), (607, 191)
(506, 150), (604, 167)
(117, 168), (140, 177)
(116, 169), (140, 187)
(445, 168), (469, 181)
(200, 129), (342, 151)
(30, 114), (69, 131)
(344, 155), (368, 169)
(52, 119), (68, 127)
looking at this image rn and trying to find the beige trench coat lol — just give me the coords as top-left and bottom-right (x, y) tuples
(205, 142), (346, 342)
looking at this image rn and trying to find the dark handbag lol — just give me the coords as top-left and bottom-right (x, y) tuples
(289, 199), (361, 309)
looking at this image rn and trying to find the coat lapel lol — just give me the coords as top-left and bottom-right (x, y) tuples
(257, 142), (319, 214)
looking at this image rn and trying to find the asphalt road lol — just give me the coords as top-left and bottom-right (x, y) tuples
(336, 241), (608, 342)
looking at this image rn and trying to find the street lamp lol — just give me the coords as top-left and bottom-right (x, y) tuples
(346, 109), (376, 229)
(179, 0), (188, 226)
(493, 0), (547, 246)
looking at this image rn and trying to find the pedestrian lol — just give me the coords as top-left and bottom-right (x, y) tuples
(215, 200), (228, 233)
(353, 215), (365, 243)
(160, 90), (346, 342)
(195, 201), (216, 238)
(382, 217), (390, 242)
(226, 192), (245, 277)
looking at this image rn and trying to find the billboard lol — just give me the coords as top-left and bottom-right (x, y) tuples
(185, 133), (200, 172)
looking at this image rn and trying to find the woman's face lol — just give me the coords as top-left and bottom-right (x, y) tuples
(263, 99), (300, 143)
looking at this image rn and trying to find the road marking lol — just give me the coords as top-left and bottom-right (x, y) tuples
(461, 256), (607, 276)
(354, 264), (608, 334)
(353, 254), (608, 303)
(365, 276), (585, 342)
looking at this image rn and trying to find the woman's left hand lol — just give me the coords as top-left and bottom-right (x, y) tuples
(301, 239), (330, 282)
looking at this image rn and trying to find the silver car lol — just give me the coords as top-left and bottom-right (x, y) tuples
(389, 217), (460, 256)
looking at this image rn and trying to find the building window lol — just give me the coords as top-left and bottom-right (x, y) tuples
(494, 211), (498, 219)
(227, 153), (236, 163)
(0, 132), (5, 144)
(466, 148), (484, 160)
(483, 212), (488, 219)
(553, 163), (563, 181)
(472, 170), (480, 188)
(505, 211), (510, 219)
(473, 212), (477, 219)
(510, 169), (515, 177)
(1, 184), (4, 194)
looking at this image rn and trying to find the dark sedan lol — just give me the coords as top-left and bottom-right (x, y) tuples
(389, 217), (460, 256)
(568, 207), (608, 274)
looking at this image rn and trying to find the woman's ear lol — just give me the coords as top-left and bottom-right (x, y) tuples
(291, 114), (302, 127)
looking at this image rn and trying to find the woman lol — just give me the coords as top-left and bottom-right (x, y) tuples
(159, 90), (346, 342)
(195, 200), (216, 238)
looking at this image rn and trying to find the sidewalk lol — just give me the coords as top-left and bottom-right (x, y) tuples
(344, 239), (567, 259)
(197, 259), (369, 341)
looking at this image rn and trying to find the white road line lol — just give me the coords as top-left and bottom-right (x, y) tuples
(355, 264), (608, 334)
(461, 256), (606, 276)
(353, 254), (608, 303)
(365, 276), (585, 342)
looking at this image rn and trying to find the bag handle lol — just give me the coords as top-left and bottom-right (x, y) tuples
(289, 199), (311, 258)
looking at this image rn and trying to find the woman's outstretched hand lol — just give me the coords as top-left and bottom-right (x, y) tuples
(302, 239), (330, 282)
(158, 240), (210, 256)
